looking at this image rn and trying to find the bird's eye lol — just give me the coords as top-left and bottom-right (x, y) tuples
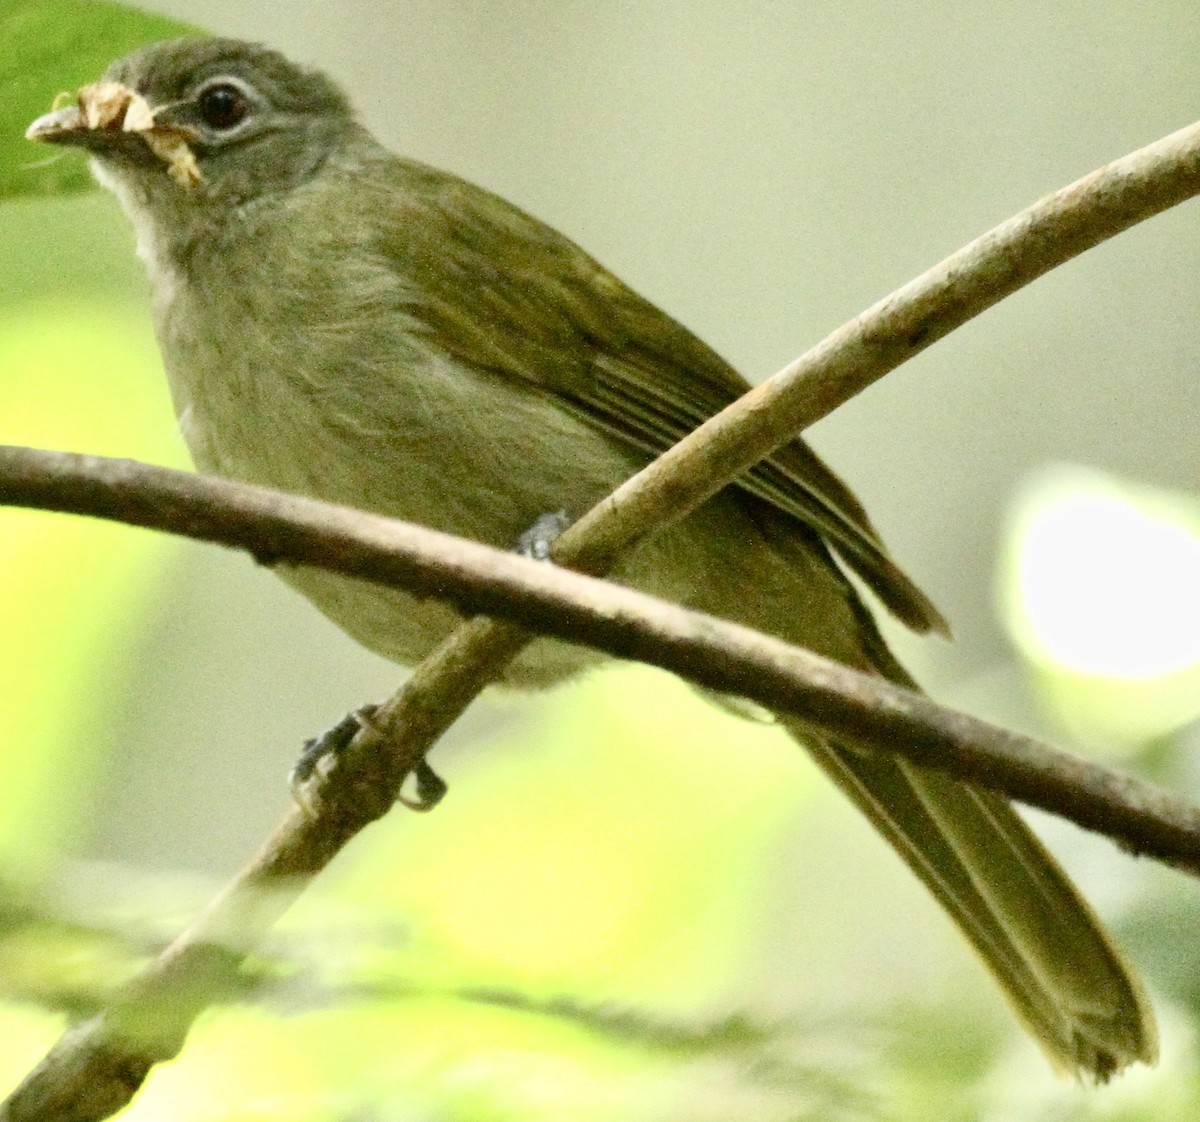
(197, 82), (250, 130)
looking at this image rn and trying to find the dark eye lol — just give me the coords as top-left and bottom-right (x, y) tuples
(197, 82), (250, 130)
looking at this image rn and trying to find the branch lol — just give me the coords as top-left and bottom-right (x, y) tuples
(564, 117), (1200, 571)
(6, 115), (1200, 1120)
(1, 445), (1199, 866)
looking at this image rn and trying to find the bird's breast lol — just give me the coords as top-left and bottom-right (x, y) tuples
(151, 248), (638, 553)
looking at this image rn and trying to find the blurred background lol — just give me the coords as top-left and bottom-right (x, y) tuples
(3, 1), (1200, 1118)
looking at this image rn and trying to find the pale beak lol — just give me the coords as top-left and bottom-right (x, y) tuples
(26, 105), (88, 143)
(25, 104), (138, 155)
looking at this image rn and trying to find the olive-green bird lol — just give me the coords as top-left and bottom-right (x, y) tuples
(28, 37), (1155, 1077)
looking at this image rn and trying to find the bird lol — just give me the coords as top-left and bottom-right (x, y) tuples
(27, 36), (1155, 1078)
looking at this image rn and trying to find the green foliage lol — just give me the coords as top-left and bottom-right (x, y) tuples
(0, 297), (185, 867)
(0, 0), (197, 200)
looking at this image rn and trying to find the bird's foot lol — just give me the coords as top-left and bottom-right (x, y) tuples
(291, 703), (447, 815)
(516, 509), (570, 561)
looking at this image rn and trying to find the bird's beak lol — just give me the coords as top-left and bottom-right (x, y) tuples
(26, 104), (98, 146)
(26, 83), (203, 188)
(27, 84), (145, 155)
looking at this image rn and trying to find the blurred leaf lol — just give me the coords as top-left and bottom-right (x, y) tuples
(0, 858), (879, 1121)
(1, 0), (198, 201)
(0, 301), (186, 867)
(122, 998), (877, 1122)
(0, 882), (148, 1016)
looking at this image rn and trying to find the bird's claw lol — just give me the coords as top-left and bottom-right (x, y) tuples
(290, 703), (447, 814)
(516, 509), (570, 561)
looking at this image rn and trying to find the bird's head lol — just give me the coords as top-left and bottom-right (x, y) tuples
(27, 37), (358, 222)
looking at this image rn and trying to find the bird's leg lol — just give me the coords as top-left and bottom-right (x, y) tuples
(290, 703), (448, 813)
(288, 510), (572, 816)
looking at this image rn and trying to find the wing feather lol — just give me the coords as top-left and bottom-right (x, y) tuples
(377, 158), (947, 634)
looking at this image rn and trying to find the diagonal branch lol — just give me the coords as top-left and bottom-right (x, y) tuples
(5, 115), (1200, 1121)
(563, 116), (1200, 572)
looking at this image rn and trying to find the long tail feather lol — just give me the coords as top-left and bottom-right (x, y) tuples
(792, 721), (1156, 1079)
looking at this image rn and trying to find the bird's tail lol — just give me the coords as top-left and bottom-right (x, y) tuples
(789, 717), (1157, 1080)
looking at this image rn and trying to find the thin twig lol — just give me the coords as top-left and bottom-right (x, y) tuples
(5, 116), (1200, 1121)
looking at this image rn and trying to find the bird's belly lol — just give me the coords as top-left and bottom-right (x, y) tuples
(274, 562), (605, 686)
(172, 347), (636, 685)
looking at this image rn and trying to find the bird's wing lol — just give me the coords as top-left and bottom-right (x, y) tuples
(376, 158), (946, 635)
